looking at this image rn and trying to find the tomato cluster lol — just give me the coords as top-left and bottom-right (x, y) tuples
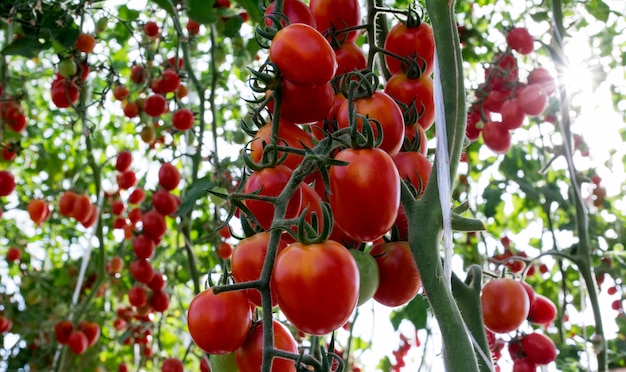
(53, 319), (100, 355)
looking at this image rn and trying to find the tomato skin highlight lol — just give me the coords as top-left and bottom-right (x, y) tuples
(370, 241), (421, 307)
(273, 240), (359, 335)
(235, 320), (298, 372)
(329, 148), (401, 242)
(187, 288), (252, 354)
(270, 24), (336, 87)
(481, 278), (530, 334)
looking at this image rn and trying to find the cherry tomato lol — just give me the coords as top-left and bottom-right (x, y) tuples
(403, 123), (428, 155)
(384, 22), (435, 76)
(481, 278), (530, 333)
(506, 27), (535, 55)
(334, 40), (367, 76)
(528, 67), (556, 96)
(187, 288), (252, 354)
(249, 120), (314, 172)
(231, 232), (287, 307)
(336, 91), (405, 156)
(0, 170), (15, 196)
(521, 332), (557, 365)
(527, 294), (557, 325)
(500, 97), (525, 130)
(269, 23), (336, 87)
(235, 320), (298, 372)
(350, 249), (380, 306)
(516, 83), (548, 116)
(311, 92), (347, 140)
(481, 120), (511, 154)
(328, 148), (400, 242)
(485, 52), (518, 93)
(265, 0), (315, 27)
(392, 151), (432, 196)
(512, 358), (537, 372)
(283, 182), (324, 244)
(242, 165), (302, 230)
(309, 0), (361, 42)
(273, 240), (359, 335)
(370, 241), (421, 307)
(384, 72), (435, 130)
(268, 79), (334, 124)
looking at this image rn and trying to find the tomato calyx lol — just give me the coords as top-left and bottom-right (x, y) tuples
(291, 201), (334, 245)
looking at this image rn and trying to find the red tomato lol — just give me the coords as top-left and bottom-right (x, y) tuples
(265, 0), (315, 27)
(336, 91), (405, 156)
(512, 358), (537, 372)
(51, 78), (79, 108)
(527, 294), (557, 325)
(334, 40), (366, 76)
(521, 332), (557, 365)
(269, 24), (336, 87)
(384, 72), (435, 130)
(0, 170), (15, 196)
(231, 232), (287, 307)
(283, 183), (324, 244)
(403, 123), (428, 155)
(187, 288), (252, 354)
(269, 79), (334, 124)
(235, 320), (298, 372)
(516, 83), (548, 116)
(309, 0), (361, 42)
(311, 92), (347, 140)
(481, 120), (511, 154)
(242, 165), (302, 230)
(329, 148), (400, 242)
(392, 150), (432, 196)
(273, 240), (359, 335)
(500, 97), (525, 130)
(506, 27), (535, 55)
(68, 331), (89, 354)
(161, 358), (184, 372)
(158, 163), (180, 191)
(481, 278), (530, 333)
(485, 52), (518, 92)
(384, 22), (435, 76)
(370, 241), (421, 307)
(528, 68), (556, 96)
(172, 109), (194, 131)
(249, 120), (314, 172)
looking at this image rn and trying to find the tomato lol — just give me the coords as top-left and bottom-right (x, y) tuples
(142, 210), (167, 241)
(172, 109), (194, 131)
(334, 40), (366, 76)
(506, 27), (535, 55)
(481, 278), (530, 333)
(158, 163), (180, 190)
(481, 120), (511, 154)
(336, 91), (405, 156)
(155, 69), (180, 94)
(269, 79), (334, 124)
(350, 249), (380, 306)
(392, 151), (432, 196)
(235, 320), (298, 372)
(521, 332), (557, 365)
(485, 52), (518, 92)
(265, 0), (315, 27)
(384, 72), (435, 130)
(249, 120), (314, 172)
(144, 21), (159, 37)
(130, 259), (154, 284)
(187, 288), (252, 354)
(152, 189), (178, 216)
(28, 199), (50, 225)
(384, 22), (435, 76)
(500, 97), (525, 130)
(75, 33), (96, 54)
(161, 358), (184, 372)
(68, 331), (89, 354)
(51, 78), (79, 108)
(128, 286), (148, 307)
(403, 123), (428, 155)
(283, 182), (324, 244)
(269, 24), (336, 87)
(117, 170), (137, 189)
(528, 68), (556, 96)
(149, 290), (170, 312)
(482, 88), (507, 113)
(329, 148), (400, 242)
(370, 241), (421, 307)
(242, 165), (302, 230)
(132, 234), (155, 259)
(512, 358), (536, 372)
(309, 0), (361, 42)
(0, 170), (15, 196)
(54, 320), (74, 344)
(231, 232), (287, 307)
(217, 241), (233, 259)
(311, 92), (347, 140)
(527, 294), (557, 325)
(516, 83), (548, 116)
(273, 240), (359, 335)
(143, 94), (168, 117)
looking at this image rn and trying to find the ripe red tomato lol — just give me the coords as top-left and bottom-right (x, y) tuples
(128, 286), (148, 307)
(217, 241), (233, 259)
(512, 358), (537, 372)
(334, 40), (366, 76)
(506, 27), (535, 55)
(269, 23), (336, 87)
(144, 94), (168, 117)
(481, 278), (530, 333)
(51, 78), (80, 108)
(187, 288), (252, 354)
(269, 79), (334, 124)
(130, 65), (148, 84)
(54, 320), (74, 344)
(528, 68), (556, 96)
(500, 97), (525, 130)
(117, 170), (137, 189)
(384, 21), (435, 76)
(403, 123), (428, 155)
(242, 165), (302, 230)
(485, 52), (518, 92)
(152, 189), (178, 216)
(172, 109), (194, 131)
(481, 120), (511, 154)
(142, 210), (166, 241)
(516, 83), (548, 116)
(159, 163), (180, 191)
(309, 0), (361, 42)
(144, 21), (159, 38)
(68, 330), (89, 354)
(311, 92), (347, 140)
(28, 199), (50, 225)
(336, 91), (405, 156)
(128, 188), (145, 204)
(0, 170), (16, 196)
(235, 320), (298, 372)
(249, 120), (314, 172)
(6, 247), (21, 262)
(265, 0), (315, 27)
(384, 72), (435, 130)
(231, 231), (287, 307)
(161, 358), (184, 372)
(133, 234), (156, 259)
(370, 241), (421, 307)
(527, 294), (557, 325)
(329, 148), (400, 242)
(392, 151), (432, 196)
(521, 332), (557, 365)
(273, 240), (359, 335)
(130, 258), (155, 284)
(155, 69), (180, 94)
(149, 290), (170, 312)
(75, 33), (96, 54)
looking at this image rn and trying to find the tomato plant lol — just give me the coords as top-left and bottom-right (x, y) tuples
(481, 278), (530, 334)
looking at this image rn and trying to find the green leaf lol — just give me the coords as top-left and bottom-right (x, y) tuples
(222, 15), (244, 38)
(48, 24), (80, 50)
(188, 0), (218, 25)
(1, 36), (51, 57)
(389, 295), (429, 330)
(177, 176), (216, 216)
(118, 5), (141, 21)
(235, 0), (263, 23)
(585, 0), (610, 22)
(150, 0), (176, 16)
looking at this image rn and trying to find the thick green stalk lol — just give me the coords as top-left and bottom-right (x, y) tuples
(402, 0), (481, 370)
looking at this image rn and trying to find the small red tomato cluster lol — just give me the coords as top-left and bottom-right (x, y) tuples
(58, 190), (99, 228)
(467, 27), (556, 154)
(54, 320), (100, 355)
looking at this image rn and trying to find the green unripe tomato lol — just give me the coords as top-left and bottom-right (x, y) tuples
(58, 59), (77, 78)
(350, 249), (380, 306)
(210, 352), (240, 372)
(96, 17), (109, 33)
